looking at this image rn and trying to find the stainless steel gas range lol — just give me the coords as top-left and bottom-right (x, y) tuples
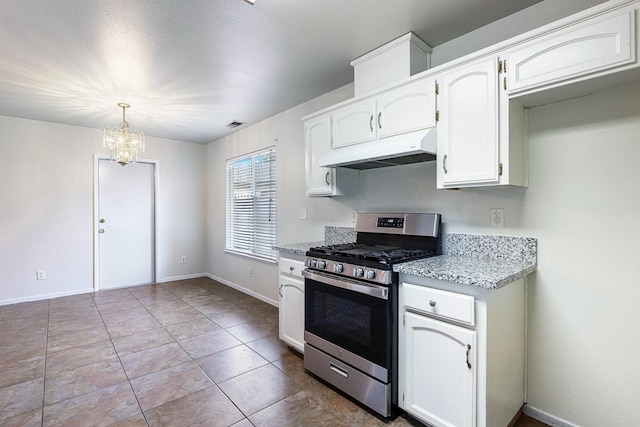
(302, 212), (442, 417)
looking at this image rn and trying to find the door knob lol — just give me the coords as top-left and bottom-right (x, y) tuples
(99, 218), (106, 224)
(98, 228), (105, 233)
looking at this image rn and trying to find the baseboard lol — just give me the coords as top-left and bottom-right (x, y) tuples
(204, 272), (279, 308)
(0, 273), (279, 309)
(0, 288), (94, 306)
(523, 404), (581, 427)
(156, 273), (208, 283)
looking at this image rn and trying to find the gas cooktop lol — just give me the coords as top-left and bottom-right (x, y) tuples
(307, 243), (438, 265)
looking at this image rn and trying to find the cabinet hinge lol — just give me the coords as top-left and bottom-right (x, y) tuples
(402, 392), (405, 403)
(435, 110), (440, 122)
(498, 60), (503, 73)
(435, 81), (439, 95)
(403, 313), (406, 326)
(498, 162), (503, 176)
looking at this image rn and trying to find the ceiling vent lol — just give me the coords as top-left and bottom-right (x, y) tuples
(226, 121), (245, 129)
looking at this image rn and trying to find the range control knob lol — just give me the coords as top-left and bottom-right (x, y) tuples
(334, 264), (344, 273)
(364, 270), (376, 280)
(354, 268), (364, 278)
(317, 260), (327, 269)
(309, 259), (317, 268)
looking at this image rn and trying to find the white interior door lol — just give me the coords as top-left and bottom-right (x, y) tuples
(98, 159), (155, 290)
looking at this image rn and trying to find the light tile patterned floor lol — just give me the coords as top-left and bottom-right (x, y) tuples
(0, 277), (546, 426)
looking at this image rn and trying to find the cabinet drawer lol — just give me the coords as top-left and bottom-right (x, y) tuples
(403, 283), (475, 326)
(279, 258), (305, 279)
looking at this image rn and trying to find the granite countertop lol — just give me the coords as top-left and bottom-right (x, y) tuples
(274, 226), (356, 256)
(394, 255), (536, 289)
(395, 233), (537, 289)
(276, 230), (537, 290)
(274, 241), (323, 256)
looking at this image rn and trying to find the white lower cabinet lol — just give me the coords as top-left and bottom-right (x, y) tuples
(404, 312), (476, 427)
(278, 254), (305, 353)
(399, 277), (526, 427)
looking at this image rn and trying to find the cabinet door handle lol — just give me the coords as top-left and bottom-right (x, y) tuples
(289, 266), (295, 272)
(443, 154), (448, 174)
(466, 344), (472, 369)
(325, 171), (330, 185)
(369, 114), (374, 132)
(377, 112), (382, 129)
(504, 76), (507, 91)
(279, 284), (283, 298)
(429, 300), (436, 307)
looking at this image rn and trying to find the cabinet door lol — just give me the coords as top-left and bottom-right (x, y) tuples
(279, 276), (305, 353)
(507, 8), (635, 94)
(437, 57), (500, 188)
(403, 312), (476, 427)
(304, 115), (334, 196)
(331, 98), (377, 148)
(376, 77), (437, 139)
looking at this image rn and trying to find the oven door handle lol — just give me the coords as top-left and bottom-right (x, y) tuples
(302, 269), (389, 300)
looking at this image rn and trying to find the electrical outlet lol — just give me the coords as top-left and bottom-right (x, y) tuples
(490, 208), (505, 228)
(248, 268), (253, 278)
(180, 256), (187, 264)
(36, 270), (46, 280)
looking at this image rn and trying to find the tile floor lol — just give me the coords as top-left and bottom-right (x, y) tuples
(0, 277), (547, 426)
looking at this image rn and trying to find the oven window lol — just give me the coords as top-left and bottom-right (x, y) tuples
(305, 277), (391, 368)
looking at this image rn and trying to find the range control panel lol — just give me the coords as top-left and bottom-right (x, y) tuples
(377, 217), (404, 228)
(304, 257), (393, 285)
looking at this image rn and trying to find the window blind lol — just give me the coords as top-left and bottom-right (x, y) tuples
(225, 147), (276, 261)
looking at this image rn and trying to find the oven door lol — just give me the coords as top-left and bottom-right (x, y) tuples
(303, 269), (393, 379)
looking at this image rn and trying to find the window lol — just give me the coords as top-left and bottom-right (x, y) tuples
(225, 147), (277, 261)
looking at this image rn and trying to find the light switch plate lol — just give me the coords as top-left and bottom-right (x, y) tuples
(299, 208), (308, 220)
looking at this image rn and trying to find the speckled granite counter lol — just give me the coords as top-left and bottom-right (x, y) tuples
(395, 255), (536, 289)
(274, 241), (323, 256)
(274, 226), (356, 256)
(395, 233), (537, 289)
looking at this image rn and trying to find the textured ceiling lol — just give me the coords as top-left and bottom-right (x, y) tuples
(0, 0), (548, 144)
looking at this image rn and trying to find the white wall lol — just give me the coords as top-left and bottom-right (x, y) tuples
(0, 116), (207, 304)
(204, 1), (640, 424)
(205, 84), (355, 304)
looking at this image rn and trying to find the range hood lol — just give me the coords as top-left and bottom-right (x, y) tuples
(318, 128), (437, 170)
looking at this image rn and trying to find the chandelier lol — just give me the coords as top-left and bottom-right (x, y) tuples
(103, 103), (145, 166)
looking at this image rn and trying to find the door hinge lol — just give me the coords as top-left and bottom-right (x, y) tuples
(435, 110), (440, 122)
(435, 81), (439, 95)
(498, 163), (503, 176)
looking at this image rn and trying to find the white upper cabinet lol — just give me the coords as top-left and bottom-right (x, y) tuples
(305, 114), (334, 196)
(507, 7), (636, 96)
(376, 78), (437, 139)
(437, 57), (501, 187)
(304, 114), (359, 197)
(331, 77), (437, 149)
(436, 56), (527, 189)
(331, 98), (377, 148)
